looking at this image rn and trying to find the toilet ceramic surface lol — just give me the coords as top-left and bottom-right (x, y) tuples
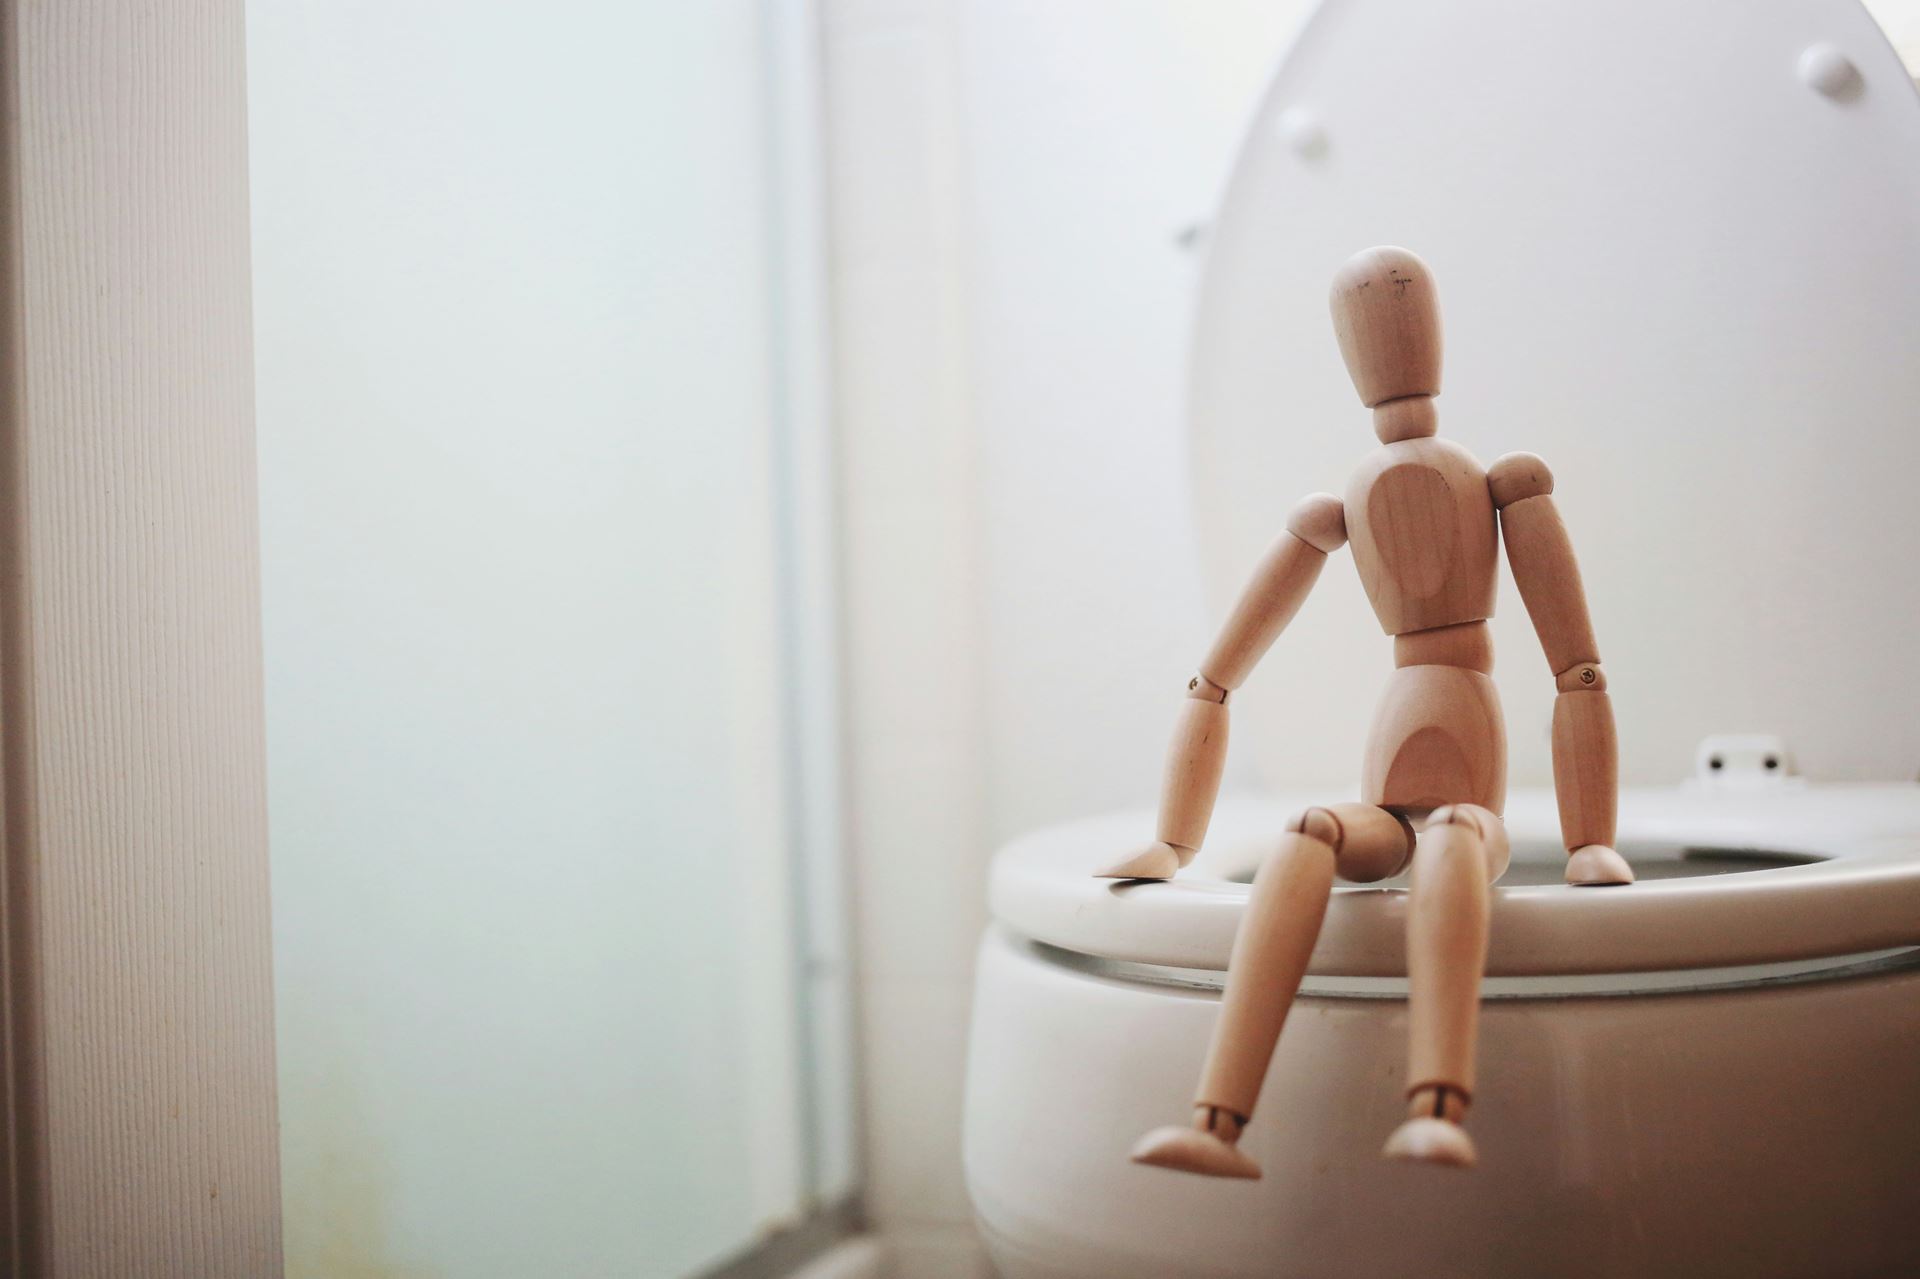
(972, 786), (1920, 1279)
(990, 785), (1920, 980)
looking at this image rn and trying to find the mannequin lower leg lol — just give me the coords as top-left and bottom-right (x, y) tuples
(1133, 804), (1413, 1177)
(1385, 804), (1502, 1167)
(1193, 830), (1337, 1119)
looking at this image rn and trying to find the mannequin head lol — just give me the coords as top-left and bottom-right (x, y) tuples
(1329, 246), (1443, 412)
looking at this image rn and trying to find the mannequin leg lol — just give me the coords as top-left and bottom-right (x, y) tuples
(1133, 805), (1414, 1178)
(1384, 803), (1507, 1167)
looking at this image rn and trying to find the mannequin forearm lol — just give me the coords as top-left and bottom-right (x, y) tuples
(1551, 670), (1618, 853)
(1154, 677), (1231, 851)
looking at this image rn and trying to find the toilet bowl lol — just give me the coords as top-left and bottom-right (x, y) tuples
(962, 0), (1920, 1274)
(966, 785), (1920, 1278)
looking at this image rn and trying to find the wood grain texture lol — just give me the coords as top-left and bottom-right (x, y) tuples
(1361, 665), (1506, 814)
(1552, 689), (1620, 852)
(1289, 802), (1414, 884)
(1498, 491), (1600, 674)
(1282, 491), (1347, 554)
(1370, 394), (1438, 443)
(1393, 619), (1493, 673)
(1485, 450), (1553, 509)
(1154, 697), (1229, 852)
(1404, 818), (1493, 1094)
(1197, 527), (1328, 691)
(1344, 437), (1498, 635)
(1427, 802), (1510, 881)
(1328, 246), (1442, 406)
(2, 2), (283, 1273)
(1195, 831), (1335, 1119)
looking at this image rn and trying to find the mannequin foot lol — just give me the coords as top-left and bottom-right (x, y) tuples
(1132, 1107), (1261, 1179)
(1565, 844), (1634, 886)
(1383, 1086), (1476, 1168)
(1096, 841), (1185, 881)
(1383, 1117), (1477, 1167)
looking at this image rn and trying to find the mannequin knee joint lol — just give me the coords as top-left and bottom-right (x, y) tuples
(1286, 805), (1416, 880)
(1426, 804), (1509, 879)
(1285, 806), (1343, 848)
(1428, 804), (1484, 836)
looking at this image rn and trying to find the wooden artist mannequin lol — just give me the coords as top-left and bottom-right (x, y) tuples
(1101, 246), (1633, 1177)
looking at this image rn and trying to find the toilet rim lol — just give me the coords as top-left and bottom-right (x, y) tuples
(987, 785), (1920, 979)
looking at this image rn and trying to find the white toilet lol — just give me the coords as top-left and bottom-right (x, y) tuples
(962, 2), (1920, 1275)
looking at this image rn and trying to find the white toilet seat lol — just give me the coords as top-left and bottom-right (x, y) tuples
(989, 785), (1920, 978)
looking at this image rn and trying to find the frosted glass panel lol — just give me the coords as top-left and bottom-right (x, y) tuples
(248, 4), (825, 1275)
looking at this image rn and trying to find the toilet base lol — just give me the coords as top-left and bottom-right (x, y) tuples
(965, 928), (1920, 1279)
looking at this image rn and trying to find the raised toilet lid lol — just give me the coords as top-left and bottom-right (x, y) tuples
(1188, 0), (1920, 794)
(990, 0), (1920, 979)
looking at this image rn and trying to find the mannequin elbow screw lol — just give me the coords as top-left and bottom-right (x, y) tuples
(1554, 662), (1606, 693)
(1187, 673), (1230, 703)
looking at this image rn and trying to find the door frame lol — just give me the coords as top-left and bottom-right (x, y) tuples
(1, 3), (283, 1273)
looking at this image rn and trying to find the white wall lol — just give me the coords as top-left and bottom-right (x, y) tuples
(823, 2), (1308, 1272)
(821, 4), (987, 1272)
(250, 4), (816, 1276)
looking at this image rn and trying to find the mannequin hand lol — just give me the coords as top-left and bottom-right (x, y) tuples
(1095, 840), (1185, 881)
(1566, 844), (1634, 886)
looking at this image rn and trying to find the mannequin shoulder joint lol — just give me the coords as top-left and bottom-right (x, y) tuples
(1286, 492), (1347, 552)
(1488, 452), (1554, 508)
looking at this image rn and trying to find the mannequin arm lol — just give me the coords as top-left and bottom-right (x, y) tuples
(1096, 494), (1346, 880)
(1489, 453), (1633, 886)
